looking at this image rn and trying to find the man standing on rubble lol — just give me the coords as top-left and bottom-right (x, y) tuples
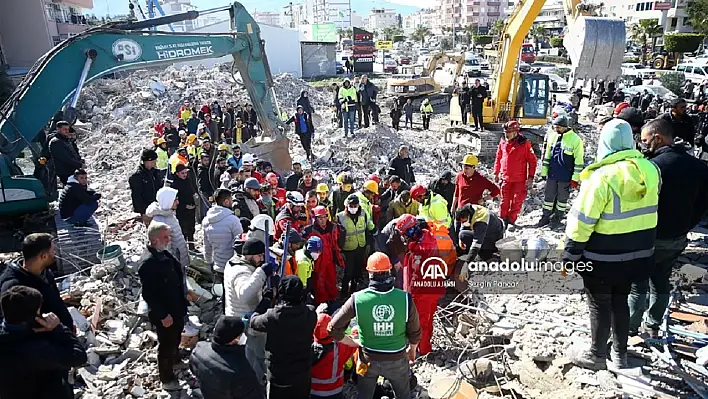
(224, 238), (276, 385)
(49, 121), (83, 185)
(494, 120), (537, 229)
(628, 119), (708, 337)
(130, 149), (162, 226)
(285, 162), (304, 192)
(660, 98), (695, 146)
(139, 222), (189, 391)
(203, 188), (243, 281)
(328, 253), (422, 399)
(358, 74), (379, 128)
(537, 115), (584, 227)
(329, 172), (355, 216)
(451, 154), (499, 211)
(169, 164), (198, 251)
(145, 187), (191, 271)
(339, 80), (357, 136)
(471, 79), (487, 131)
(565, 119), (659, 371)
(286, 106), (315, 161)
(389, 145), (416, 184)
(0, 233), (73, 330)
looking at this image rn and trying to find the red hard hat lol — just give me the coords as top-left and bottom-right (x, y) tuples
(368, 174), (381, 184)
(266, 172), (278, 184)
(314, 313), (333, 342)
(312, 205), (327, 217)
(614, 102), (630, 116)
(395, 214), (418, 232)
(504, 120), (520, 132)
(410, 184), (427, 199)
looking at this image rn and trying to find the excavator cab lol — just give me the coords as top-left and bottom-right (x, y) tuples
(514, 74), (550, 124)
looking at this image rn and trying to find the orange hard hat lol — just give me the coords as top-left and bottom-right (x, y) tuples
(314, 313), (333, 342)
(313, 205), (328, 217)
(366, 252), (392, 272)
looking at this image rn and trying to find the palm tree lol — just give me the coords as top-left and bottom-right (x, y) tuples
(631, 23), (649, 64)
(531, 25), (546, 50)
(336, 28), (345, 39)
(344, 28), (353, 37)
(463, 24), (476, 44)
(491, 19), (505, 36)
(410, 26), (432, 46)
(641, 20), (663, 54)
(383, 26), (403, 40)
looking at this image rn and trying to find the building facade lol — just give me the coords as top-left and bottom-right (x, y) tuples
(351, 11), (364, 28)
(402, 9), (436, 34)
(308, 0), (352, 28)
(438, 0), (507, 33)
(367, 8), (398, 31)
(593, 0), (694, 45)
(254, 11), (282, 26)
(0, 0), (94, 72)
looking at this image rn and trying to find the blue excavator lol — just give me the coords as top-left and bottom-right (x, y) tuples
(0, 2), (291, 271)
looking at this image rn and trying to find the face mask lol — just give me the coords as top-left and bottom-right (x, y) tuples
(311, 252), (321, 260)
(261, 195), (272, 204)
(347, 207), (359, 214)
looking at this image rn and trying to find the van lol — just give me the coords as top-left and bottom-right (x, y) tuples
(676, 63), (708, 82)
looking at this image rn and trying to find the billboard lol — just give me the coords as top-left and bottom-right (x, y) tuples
(353, 27), (374, 73)
(654, 1), (671, 10)
(376, 40), (393, 50)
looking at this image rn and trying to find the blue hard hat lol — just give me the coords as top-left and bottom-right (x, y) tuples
(306, 236), (323, 253)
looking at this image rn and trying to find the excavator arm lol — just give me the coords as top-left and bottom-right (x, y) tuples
(0, 2), (289, 184)
(425, 52), (465, 81)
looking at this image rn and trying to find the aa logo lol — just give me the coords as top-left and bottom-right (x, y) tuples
(421, 257), (448, 280)
(372, 304), (395, 322)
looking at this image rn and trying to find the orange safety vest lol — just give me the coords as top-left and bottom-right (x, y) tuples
(428, 221), (457, 276)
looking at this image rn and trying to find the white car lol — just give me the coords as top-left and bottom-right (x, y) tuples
(622, 84), (678, 101)
(621, 63), (656, 79)
(479, 58), (490, 70)
(462, 57), (482, 77)
(546, 73), (568, 92)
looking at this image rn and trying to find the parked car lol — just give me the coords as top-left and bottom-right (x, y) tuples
(521, 43), (536, 64)
(336, 61), (344, 74)
(546, 73), (569, 92)
(519, 61), (531, 72)
(621, 63), (656, 79)
(384, 59), (398, 73)
(479, 58), (490, 70)
(398, 57), (411, 65)
(462, 56), (482, 77)
(623, 84), (678, 101)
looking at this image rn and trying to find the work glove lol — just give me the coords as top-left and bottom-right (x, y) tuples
(260, 262), (277, 276)
(570, 180), (579, 189)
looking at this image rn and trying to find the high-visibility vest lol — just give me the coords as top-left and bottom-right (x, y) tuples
(337, 211), (368, 251)
(542, 129), (584, 182)
(354, 288), (408, 353)
(419, 193), (451, 226)
(420, 103), (433, 114)
(339, 87), (357, 112)
(295, 249), (314, 286)
(156, 147), (169, 171)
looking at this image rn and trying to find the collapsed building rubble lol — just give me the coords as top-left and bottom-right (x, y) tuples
(10, 64), (703, 398)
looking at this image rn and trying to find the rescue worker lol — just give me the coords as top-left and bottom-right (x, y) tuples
(538, 115), (585, 227)
(295, 236), (323, 296)
(276, 229), (305, 278)
(386, 190), (418, 223)
(454, 204), (504, 261)
(451, 154), (500, 211)
(303, 206), (344, 305)
(328, 253), (422, 399)
(304, 190), (322, 226)
(411, 184), (451, 226)
(232, 177), (262, 221)
(329, 172), (355, 216)
(429, 172), (454, 208)
(494, 120), (537, 229)
(275, 191), (306, 239)
(169, 147), (189, 174)
(337, 194), (375, 297)
(267, 172), (287, 209)
(298, 168), (319, 194)
(564, 119), (659, 370)
(396, 214), (446, 355)
(315, 183), (331, 216)
(155, 138), (169, 179)
(339, 79), (357, 137)
(420, 98), (433, 130)
(356, 179), (379, 224)
(310, 313), (360, 399)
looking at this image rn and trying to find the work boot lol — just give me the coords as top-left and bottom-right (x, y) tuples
(641, 323), (660, 339)
(507, 219), (517, 232)
(571, 350), (607, 371)
(610, 349), (628, 369)
(161, 380), (182, 391)
(535, 215), (551, 227)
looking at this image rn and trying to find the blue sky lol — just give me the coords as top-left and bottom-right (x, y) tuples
(89, 0), (425, 18)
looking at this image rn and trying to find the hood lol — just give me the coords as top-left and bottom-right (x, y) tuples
(67, 175), (80, 185)
(156, 187), (178, 210)
(596, 119), (634, 161)
(300, 90), (308, 97)
(205, 205), (234, 224)
(580, 149), (653, 203)
(145, 201), (175, 217)
(440, 171), (453, 181)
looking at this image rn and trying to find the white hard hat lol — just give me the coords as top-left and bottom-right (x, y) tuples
(250, 214), (275, 235)
(242, 153), (255, 164)
(286, 191), (305, 206)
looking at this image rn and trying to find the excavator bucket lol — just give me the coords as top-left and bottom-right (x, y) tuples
(563, 17), (626, 81)
(242, 135), (293, 173)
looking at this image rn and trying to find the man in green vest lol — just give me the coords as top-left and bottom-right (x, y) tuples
(337, 194), (375, 298)
(328, 252), (422, 399)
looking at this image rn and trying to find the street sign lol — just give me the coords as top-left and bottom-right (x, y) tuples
(654, 2), (671, 10)
(376, 40), (393, 50)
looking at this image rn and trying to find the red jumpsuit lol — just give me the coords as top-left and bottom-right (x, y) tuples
(274, 187), (287, 209)
(493, 134), (537, 223)
(275, 206), (304, 240)
(303, 222), (344, 304)
(402, 229), (443, 355)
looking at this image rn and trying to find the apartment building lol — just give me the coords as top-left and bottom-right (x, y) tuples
(438, 0), (507, 33)
(254, 11), (282, 26)
(284, 2), (311, 27)
(0, 0), (94, 72)
(351, 11), (364, 28)
(308, 0), (352, 28)
(402, 9), (437, 34)
(367, 8), (399, 31)
(594, 0), (694, 45)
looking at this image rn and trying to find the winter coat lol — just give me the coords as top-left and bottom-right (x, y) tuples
(0, 263), (73, 329)
(223, 254), (267, 318)
(449, 95), (463, 122)
(403, 102), (414, 117)
(357, 81), (378, 106)
(139, 247), (188, 322)
(203, 205), (244, 273)
(232, 190), (260, 221)
(389, 155), (416, 183)
(275, 205), (304, 239)
(459, 87), (471, 107)
(303, 222), (345, 271)
(58, 175), (100, 219)
(386, 198), (419, 222)
(145, 191), (190, 269)
(297, 93), (315, 116)
(0, 324), (87, 399)
(206, 119), (220, 143)
(48, 134), (82, 177)
(197, 164), (214, 197)
(129, 165), (161, 214)
(186, 116), (201, 135)
(298, 178), (319, 195)
(471, 85), (487, 107)
(285, 172), (303, 192)
(649, 145), (708, 239)
(494, 134), (537, 183)
(286, 113), (315, 135)
(430, 171), (455, 206)
(329, 187), (353, 216)
(170, 175), (196, 209)
(249, 302), (317, 385)
(189, 342), (265, 399)
(661, 111), (696, 145)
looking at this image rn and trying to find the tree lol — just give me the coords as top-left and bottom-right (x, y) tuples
(463, 24), (476, 45)
(441, 37), (453, 50)
(660, 72), (685, 95)
(336, 28), (345, 38)
(631, 23), (649, 64)
(664, 33), (704, 53)
(344, 28), (353, 37)
(410, 26), (432, 46)
(642, 20), (663, 53)
(687, 0), (708, 36)
(550, 36), (564, 48)
(0, 68), (14, 105)
(531, 25), (546, 49)
(490, 19), (505, 36)
(382, 26), (403, 41)
(472, 35), (494, 45)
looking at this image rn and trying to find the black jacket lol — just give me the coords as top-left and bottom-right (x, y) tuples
(129, 165), (161, 214)
(661, 111), (695, 145)
(170, 175), (196, 210)
(190, 342), (265, 399)
(198, 164), (215, 197)
(459, 87), (471, 107)
(296, 93), (315, 116)
(389, 155), (416, 183)
(430, 171), (455, 207)
(165, 131), (182, 148)
(233, 190), (260, 221)
(285, 172), (303, 192)
(250, 302), (317, 385)
(0, 324), (87, 399)
(649, 145), (708, 239)
(58, 177), (100, 219)
(471, 85), (488, 106)
(286, 113), (315, 135)
(48, 134), (82, 177)
(0, 263), (73, 329)
(358, 81), (378, 106)
(138, 247), (188, 321)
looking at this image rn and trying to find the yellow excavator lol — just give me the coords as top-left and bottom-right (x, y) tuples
(483, 0), (626, 126)
(386, 52), (465, 109)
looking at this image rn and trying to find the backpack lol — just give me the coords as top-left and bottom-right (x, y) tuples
(427, 221), (457, 273)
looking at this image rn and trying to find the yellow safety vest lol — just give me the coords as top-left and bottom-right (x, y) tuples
(295, 249), (314, 286)
(541, 129), (585, 182)
(566, 149), (660, 262)
(356, 192), (374, 223)
(156, 148), (169, 171)
(419, 193), (451, 226)
(337, 211), (370, 251)
(339, 87), (357, 112)
(420, 103), (433, 114)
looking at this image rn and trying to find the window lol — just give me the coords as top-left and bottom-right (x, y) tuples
(671, 18), (677, 28)
(676, 65), (686, 72)
(684, 17), (691, 26)
(695, 67), (706, 76)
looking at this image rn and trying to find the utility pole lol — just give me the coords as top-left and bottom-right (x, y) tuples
(285, 2), (294, 28)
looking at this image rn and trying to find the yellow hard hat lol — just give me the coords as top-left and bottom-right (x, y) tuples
(461, 154), (478, 167)
(156, 138), (167, 145)
(316, 183), (329, 193)
(335, 172), (345, 184)
(187, 134), (197, 143)
(363, 180), (379, 194)
(218, 143), (229, 151)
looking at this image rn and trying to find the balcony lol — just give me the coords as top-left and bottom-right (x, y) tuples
(488, 1), (501, 5)
(52, 0), (93, 9)
(472, 12), (480, 16)
(488, 11), (500, 16)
